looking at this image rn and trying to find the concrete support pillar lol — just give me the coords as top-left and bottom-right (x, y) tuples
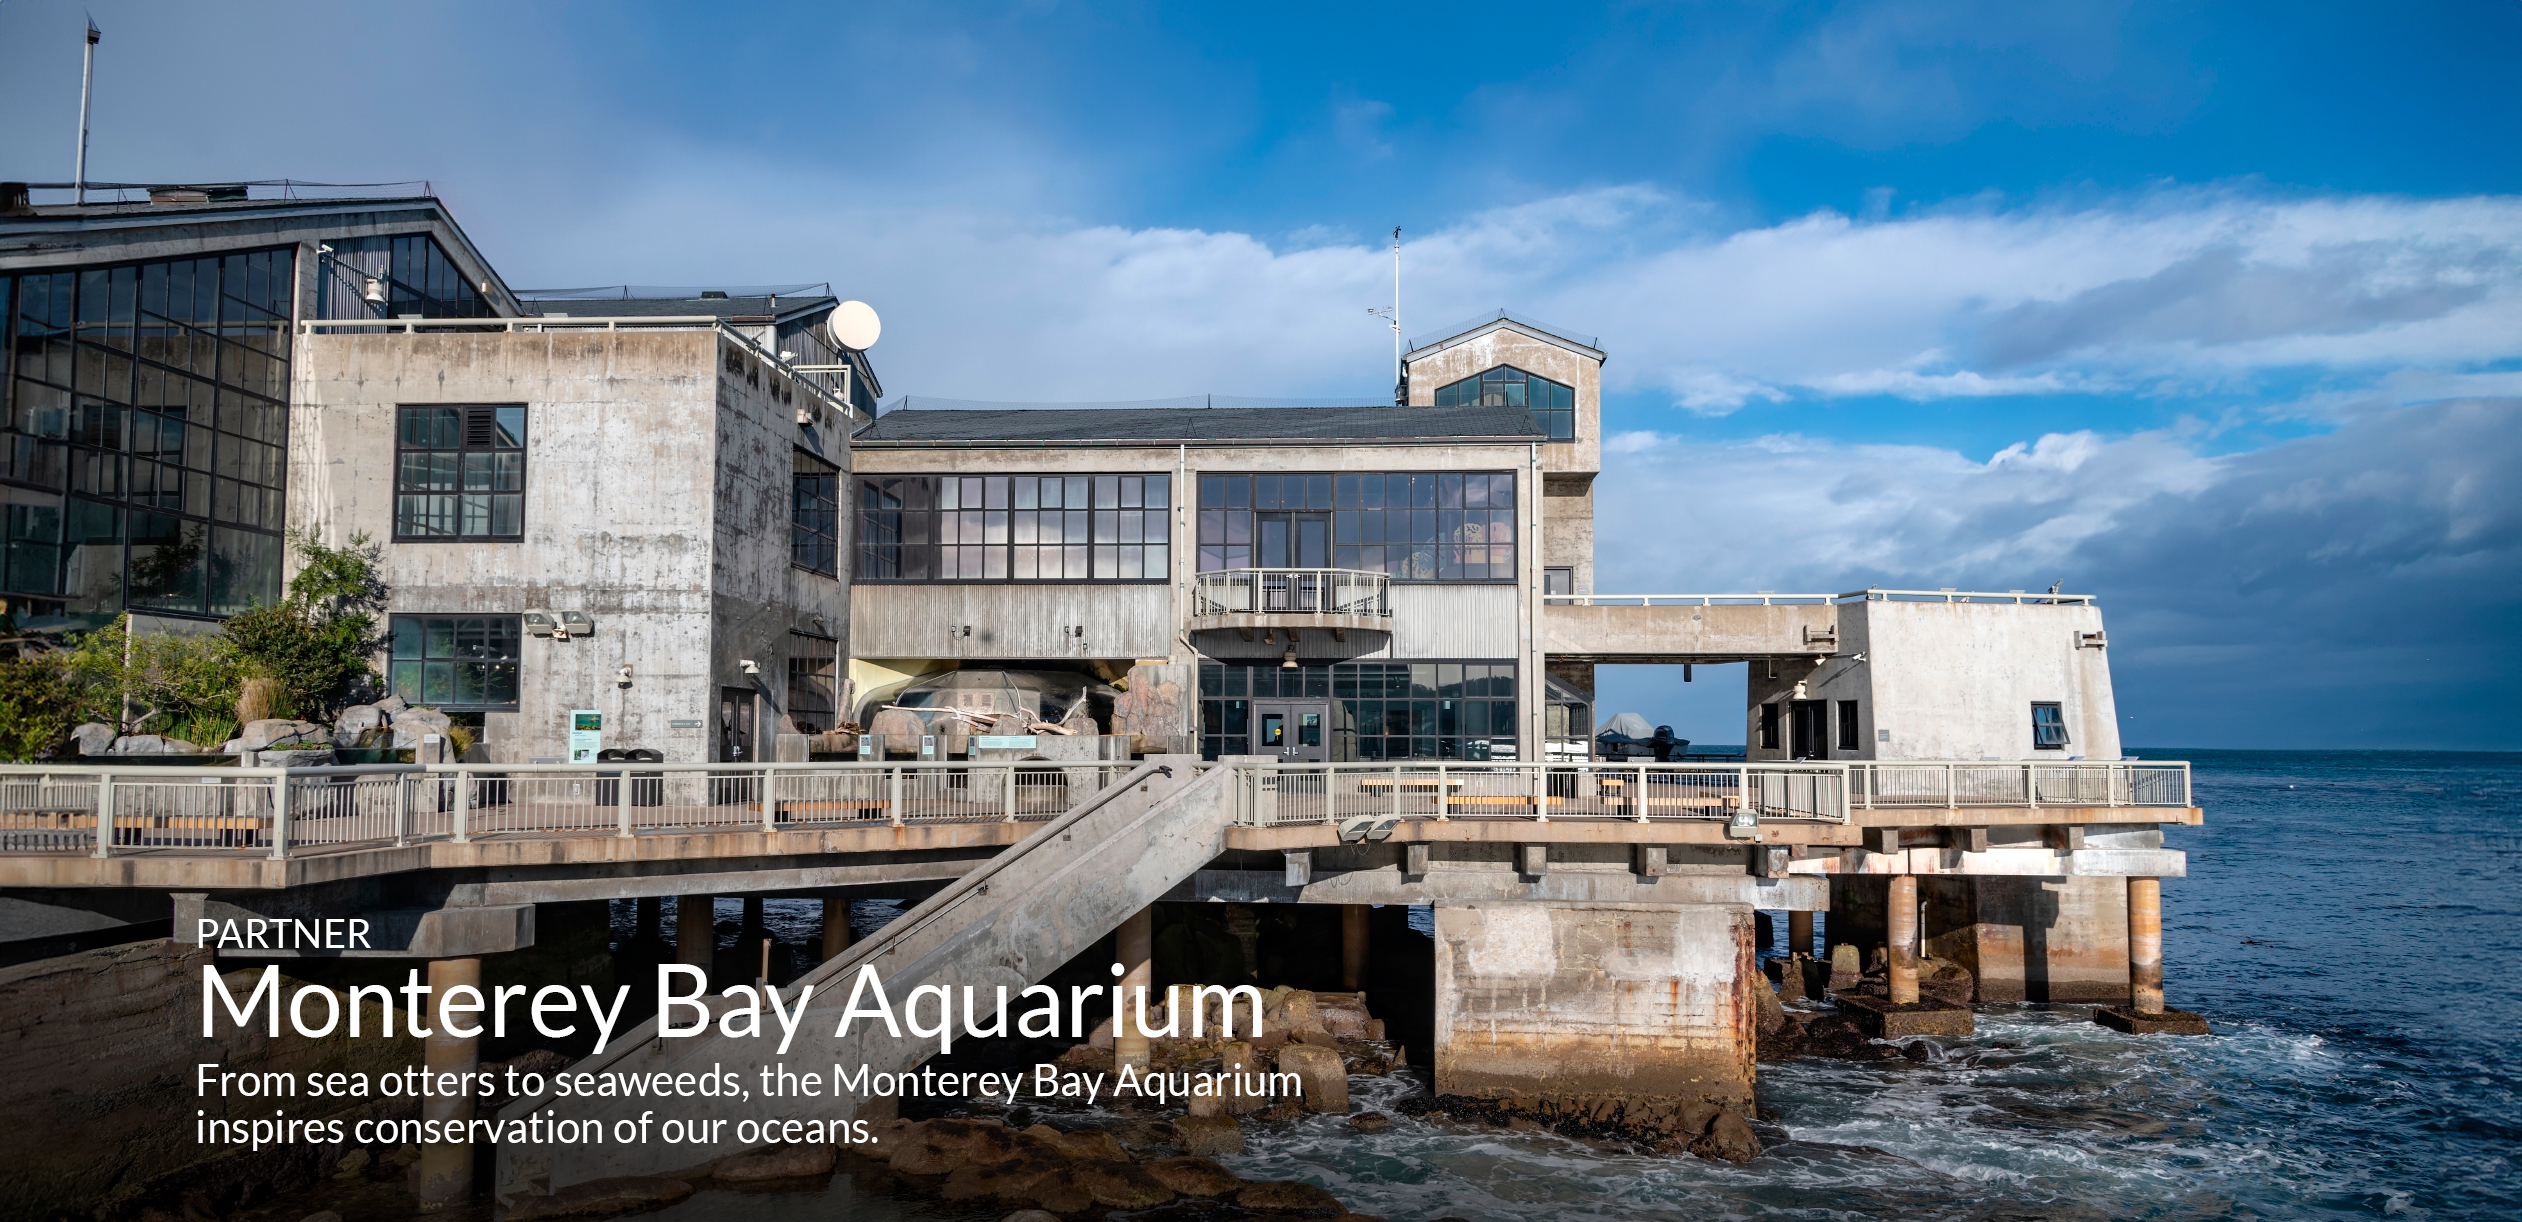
(822, 893), (855, 962)
(414, 957), (481, 1211)
(1788, 910), (1814, 959)
(1886, 874), (1919, 1005)
(676, 895), (715, 969)
(2127, 877), (2163, 1015)
(1340, 905), (1369, 991)
(1115, 906), (1153, 1073)
(634, 895), (660, 943)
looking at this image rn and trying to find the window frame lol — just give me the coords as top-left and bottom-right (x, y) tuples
(392, 404), (527, 543)
(791, 449), (840, 578)
(2031, 702), (2071, 751)
(852, 472), (1173, 584)
(1432, 364), (1577, 441)
(1196, 470), (1519, 584)
(387, 613), (523, 711)
(1836, 699), (1861, 752)
(1544, 566), (1573, 596)
(1758, 702), (1780, 750)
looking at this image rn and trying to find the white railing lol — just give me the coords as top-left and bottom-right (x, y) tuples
(0, 760), (1130, 859)
(294, 315), (856, 420)
(1225, 761), (1852, 826)
(1192, 568), (1391, 618)
(1851, 760), (2190, 809)
(1548, 586), (2097, 607)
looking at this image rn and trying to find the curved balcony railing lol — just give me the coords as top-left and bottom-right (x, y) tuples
(1192, 567), (1391, 619)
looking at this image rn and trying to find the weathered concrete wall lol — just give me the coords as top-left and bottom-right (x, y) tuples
(1432, 902), (1754, 1105)
(1402, 321), (1603, 478)
(851, 583), (1173, 659)
(1844, 870), (2135, 1002)
(1112, 661), (1194, 746)
(1541, 478), (1595, 594)
(0, 940), (420, 1219)
(1550, 601), (1838, 662)
(292, 330), (845, 762)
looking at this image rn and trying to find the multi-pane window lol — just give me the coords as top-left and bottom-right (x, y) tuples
(787, 632), (840, 733)
(2032, 702), (2070, 750)
(854, 473), (1171, 582)
(1433, 364), (1576, 440)
(1, 249), (294, 627)
(1197, 472), (1515, 581)
(1199, 660), (1517, 762)
(314, 234), (493, 321)
(792, 450), (840, 577)
(394, 406), (524, 541)
(388, 615), (521, 709)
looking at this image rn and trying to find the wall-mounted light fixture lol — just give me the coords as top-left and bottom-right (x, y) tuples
(740, 659), (760, 676)
(616, 664), (633, 689)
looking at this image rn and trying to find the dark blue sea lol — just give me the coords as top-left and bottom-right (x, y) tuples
(655, 750), (2521, 1222)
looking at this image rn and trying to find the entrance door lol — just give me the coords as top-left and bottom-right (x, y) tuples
(719, 688), (756, 762)
(1257, 512), (1332, 569)
(1789, 699), (1828, 760)
(1252, 699), (1330, 762)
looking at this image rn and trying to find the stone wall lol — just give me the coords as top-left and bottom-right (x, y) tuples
(1432, 902), (1754, 1105)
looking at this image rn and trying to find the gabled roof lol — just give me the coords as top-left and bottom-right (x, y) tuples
(521, 295), (837, 325)
(853, 404), (1545, 446)
(1404, 309), (1606, 362)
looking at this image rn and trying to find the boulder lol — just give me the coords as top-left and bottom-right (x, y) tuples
(1828, 943), (1863, 990)
(332, 1148), (370, 1179)
(333, 704), (386, 747)
(70, 723), (117, 757)
(1219, 1041), (1265, 1115)
(1754, 971), (1786, 1035)
(390, 706), (452, 748)
(1000, 1211), (1063, 1222)
(502, 1177), (692, 1220)
(110, 735), (166, 754)
(240, 718), (327, 751)
(1675, 1101), (1724, 1137)
(376, 695), (407, 716)
(858, 1118), (915, 1161)
(1268, 989), (1324, 1035)
(160, 738), (199, 754)
(1145, 1156), (1243, 1197)
(301, 1213), (344, 1222)
(1023, 1168), (1096, 1213)
(869, 708), (926, 756)
(712, 1143), (836, 1181)
(1172, 1113), (1245, 1156)
(1076, 1160), (1175, 1208)
(1044, 1126), (1127, 1162)
(1348, 1111), (1394, 1134)
(1236, 1181), (1347, 1213)
(1691, 1111), (1761, 1163)
(1776, 953), (1809, 1003)
(1276, 1042), (1349, 1114)
(263, 749), (335, 768)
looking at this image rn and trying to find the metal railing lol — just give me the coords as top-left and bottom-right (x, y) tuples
(1547, 586), (2098, 607)
(0, 760), (1130, 859)
(1226, 761), (1852, 826)
(293, 315), (856, 420)
(1851, 761), (2189, 809)
(1192, 568), (1391, 618)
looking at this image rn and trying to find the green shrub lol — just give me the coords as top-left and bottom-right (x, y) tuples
(60, 615), (239, 736)
(223, 529), (390, 723)
(0, 652), (83, 761)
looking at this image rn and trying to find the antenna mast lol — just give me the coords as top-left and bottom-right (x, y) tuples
(1392, 227), (1403, 404)
(74, 19), (100, 205)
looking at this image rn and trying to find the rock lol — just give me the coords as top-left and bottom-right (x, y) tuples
(383, 1143), (421, 1168)
(1024, 1168), (1097, 1213)
(502, 1177), (693, 1220)
(332, 704), (385, 746)
(1000, 1212), (1062, 1222)
(1219, 1040), (1266, 1115)
(889, 1131), (968, 1176)
(110, 734), (166, 754)
(1172, 1112), (1245, 1156)
(869, 708), (926, 756)
(332, 1148), (370, 1179)
(712, 1142), (836, 1181)
(1348, 1111), (1394, 1133)
(71, 723), (117, 757)
(1108, 1119), (1177, 1154)
(1276, 1041), (1349, 1113)
(1269, 988), (1324, 1035)
(262, 748), (335, 768)
(377, 695), (407, 715)
(301, 1213), (344, 1222)
(1236, 1180), (1347, 1213)
(390, 707), (452, 748)
(219, 739), (249, 755)
(859, 1117), (915, 1161)
(1145, 1156), (1244, 1197)
(1828, 943), (1863, 990)
(1675, 1100), (1723, 1137)
(1754, 971), (1786, 1035)
(1690, 1111), (1761, 1163)
(1776, 953), (1810, 1003)
(239, 718), (327, 751)
(1040, 1126), (1127, 1162)
(1076, 1160), (1176, 1208)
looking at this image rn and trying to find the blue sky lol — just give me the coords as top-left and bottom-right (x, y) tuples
(4, 1), (2515, 748)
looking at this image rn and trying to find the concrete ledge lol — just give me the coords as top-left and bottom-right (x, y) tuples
(2093, 1006), (2209, 1035)
(1834, 994), (1974, 1039)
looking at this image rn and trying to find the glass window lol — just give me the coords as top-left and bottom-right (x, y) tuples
(787, 632), (840, 733)
(2032, 703), (2070, 750)
(1197, 658), (1515, 761)
(1837, 700), (1861, 751)
(1433, 365), (1576, 441)
(314, 233), (493, 321)
(1544, 566), (1572, 596)
(389, 615), (522, 710)
(2, 250), (292, 623)
(792, 450), (840, 577)
(1759, 703), (1780, 751)
(394, 405), (525, 542)
(854, 472), (1168, 582)
(1201, 470), (1513, 581)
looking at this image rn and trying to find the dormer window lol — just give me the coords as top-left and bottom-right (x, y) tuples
(1433, 365), (1575, 441)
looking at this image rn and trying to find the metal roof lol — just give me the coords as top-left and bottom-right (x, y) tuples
(853, 403), (1547, 446)
(1404, 309), (1605, 359)
(523, 295), (837, 324)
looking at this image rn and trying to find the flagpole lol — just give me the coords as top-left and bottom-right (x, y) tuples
(74, 20), (100, 205)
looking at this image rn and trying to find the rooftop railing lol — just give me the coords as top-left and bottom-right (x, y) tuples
(294, 315), (856, 420)
(1192, 568), (1392, 619)
(1547, 587), (2098, 607)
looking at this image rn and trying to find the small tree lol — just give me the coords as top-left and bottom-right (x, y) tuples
(60, 615), (239, 737)
(0, 652), (83, 761)
(223, 529), (390, 723)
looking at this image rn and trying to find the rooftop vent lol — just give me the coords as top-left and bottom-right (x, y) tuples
(1, 183), (31, 215)
(147, 185), (248, 205)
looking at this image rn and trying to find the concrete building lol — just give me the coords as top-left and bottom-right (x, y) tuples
(1, 185), (876, 764)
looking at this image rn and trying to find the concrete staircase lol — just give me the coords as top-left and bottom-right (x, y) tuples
(495, 756), (1231, 1198)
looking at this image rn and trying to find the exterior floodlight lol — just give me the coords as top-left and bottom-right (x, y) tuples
(1281, 647), (1297, 669)
(560, 610), (595, 636)
(363, 276), (385, 305)
(524, 611), (555, 637)
(740, 659), (760, 676)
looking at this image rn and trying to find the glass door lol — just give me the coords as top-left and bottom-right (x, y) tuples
(1252, 699), (1329, 762)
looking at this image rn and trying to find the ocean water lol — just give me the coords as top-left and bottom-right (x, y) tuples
(642, 750), (2519, 1222)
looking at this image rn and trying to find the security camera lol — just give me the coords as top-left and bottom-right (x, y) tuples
(616, 665), (633, 689)
(740, 659), (760, 676)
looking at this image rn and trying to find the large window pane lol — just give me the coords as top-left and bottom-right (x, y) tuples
(395, 404), (525, 541)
